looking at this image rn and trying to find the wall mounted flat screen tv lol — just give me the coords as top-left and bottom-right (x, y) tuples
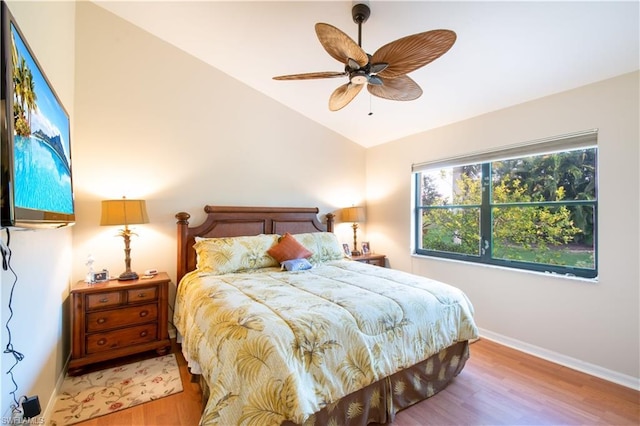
(0, 1), (75, 228)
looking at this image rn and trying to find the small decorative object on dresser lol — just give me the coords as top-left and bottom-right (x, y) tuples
(68, 272), (171, 375)
(361, 241), (370, 255)
(351, 253), (386, 267)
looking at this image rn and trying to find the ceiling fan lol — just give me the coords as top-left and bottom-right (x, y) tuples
(273, 3), (456, 112)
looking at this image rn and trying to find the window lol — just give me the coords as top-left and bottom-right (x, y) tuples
(413, 131), (598, 279)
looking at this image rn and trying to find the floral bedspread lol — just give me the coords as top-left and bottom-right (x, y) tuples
(174, 260), (478, 425)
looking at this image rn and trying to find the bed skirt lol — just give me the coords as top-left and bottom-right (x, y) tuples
(194, 340), (470, 426)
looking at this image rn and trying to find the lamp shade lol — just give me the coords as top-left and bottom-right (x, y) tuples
(341, 206), (365, 223)
(100, 198), (149, 226)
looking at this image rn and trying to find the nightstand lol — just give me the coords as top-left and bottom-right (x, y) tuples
(68, 272), (171, 375)
(351, 253), (386, 267)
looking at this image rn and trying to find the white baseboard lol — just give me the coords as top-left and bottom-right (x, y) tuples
(478, 328), (639, 391)
(41, 353), (70, 424)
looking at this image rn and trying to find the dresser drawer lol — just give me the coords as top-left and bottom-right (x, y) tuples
(127, 286), (157, 303)
(86, 323), (158, 354)
(352, 254), (386, 267)
(86, 291), (122, 310)
(360, 258), (385, 267)
(86, 304), (158, 332)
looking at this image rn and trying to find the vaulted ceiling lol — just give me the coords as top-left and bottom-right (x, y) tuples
(94, 1), (639, 147)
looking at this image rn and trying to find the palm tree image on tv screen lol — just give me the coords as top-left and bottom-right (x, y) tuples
(11, 22), (72, 215)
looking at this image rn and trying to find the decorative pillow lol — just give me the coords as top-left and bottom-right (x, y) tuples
(267, 232), (313, 263)
(292, 232), (346, 265)
(281, 258), (313, 272)
(194, 234), (279, 275)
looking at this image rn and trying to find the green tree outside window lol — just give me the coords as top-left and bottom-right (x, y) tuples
(415, 147), (597, 278)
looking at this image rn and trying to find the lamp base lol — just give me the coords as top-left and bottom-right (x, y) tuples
(351, 250), (361, 256)
(118, 271), (139, 281)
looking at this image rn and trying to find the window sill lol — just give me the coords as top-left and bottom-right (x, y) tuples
(410, 253), (599, 283)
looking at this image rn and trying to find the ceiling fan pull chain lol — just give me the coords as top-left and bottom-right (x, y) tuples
(368, 93), (373, 116)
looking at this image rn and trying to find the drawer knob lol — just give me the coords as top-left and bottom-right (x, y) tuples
(99, 298), (108, 303)
(97, 338), (107, 346)
(137, 293), (146, 298)
(139, 310), (148, 318)
(97, 318), (106, 324)
(140, 331), (148, 337)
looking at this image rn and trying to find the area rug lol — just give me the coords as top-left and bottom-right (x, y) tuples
(49, 354), (183, 425)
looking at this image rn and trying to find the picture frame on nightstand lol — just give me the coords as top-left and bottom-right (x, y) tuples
(342, 243), (352, 257)
(361, 242), (370, 255)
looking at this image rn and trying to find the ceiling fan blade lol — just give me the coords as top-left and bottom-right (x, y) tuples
(273, 71), (346, 81)
(315, 23), (368, 68)
(329, 83), (363, 111)
(372, 29), (456, 79)
(367, 75), (423, 101)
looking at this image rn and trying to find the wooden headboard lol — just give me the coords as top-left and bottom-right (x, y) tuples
(175, 206), (335, 282)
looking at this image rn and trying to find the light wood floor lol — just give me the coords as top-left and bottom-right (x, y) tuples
(74, 339), (639, 425)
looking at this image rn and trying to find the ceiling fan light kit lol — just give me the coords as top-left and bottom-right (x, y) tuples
(273, 3), (456, 111)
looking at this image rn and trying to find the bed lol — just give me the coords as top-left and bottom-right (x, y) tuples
(173, 206), (478, 425)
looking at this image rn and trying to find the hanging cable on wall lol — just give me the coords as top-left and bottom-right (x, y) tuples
(1, 228), (26, 416)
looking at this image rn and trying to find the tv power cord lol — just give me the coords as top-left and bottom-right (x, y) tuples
(1, 228), (29, 417)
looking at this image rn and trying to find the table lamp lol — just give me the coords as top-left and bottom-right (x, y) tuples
(100, 197), (149, 281)
(341, 206), (365, 256)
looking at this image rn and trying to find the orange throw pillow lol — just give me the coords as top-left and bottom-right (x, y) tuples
(267, 233), (313, 263)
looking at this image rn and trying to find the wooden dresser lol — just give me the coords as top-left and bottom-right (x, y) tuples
(351, 253), (386, 267)
(68, 272), (171, 375)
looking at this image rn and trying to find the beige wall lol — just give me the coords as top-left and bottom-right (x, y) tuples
(1, 0), (76, 418)
(366, 71), (640, 385)
(71, 1), (365, 286)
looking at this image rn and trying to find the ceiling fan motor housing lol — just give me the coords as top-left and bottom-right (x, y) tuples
(352, 3), (370, 24)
